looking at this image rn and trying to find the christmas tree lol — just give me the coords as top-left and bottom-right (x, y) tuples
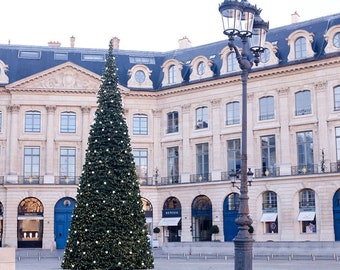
(61, 40), (154, 270)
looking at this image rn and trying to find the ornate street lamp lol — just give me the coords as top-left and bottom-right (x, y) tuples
(219, 1), (269, 269)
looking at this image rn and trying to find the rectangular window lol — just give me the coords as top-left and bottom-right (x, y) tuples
(299, 189), (316, 233)
(227, 139), (241, 174)
(196, 143), (209, 181)
(24, 147), (40, 183)
(297, 131), (314, 172)
(18, 50), (41, 59)
(336, 127), (340, 161)
(259, 96), (274, 120)
(226, 102), (240, 125)
(133, 149), (148, 180)
(0, 111), (2, 132)
(167, 147), (179, 183)
(81, 54), (105, 61)
(25, 111), (41, 132)
(60, 147), (76, 183)
(261, 135), (276, 176)
(60, 112), (76, 133)
(334, 86), (340, 111)
(227, 52), (237, 72)
(295, 90), (311, 116)
(133, 114), (148, 135)
(195, 107), (208, 129)
(54, 52), (68, 61)
(167, 111), (178, 133)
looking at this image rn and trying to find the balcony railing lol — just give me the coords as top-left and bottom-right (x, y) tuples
(291, 164), (318, 175)
(55, 176), (80, 185)
(190, 173), (211, 183)
(138, 177), (154, 186)
(255, 167), (280, 178)
(18, 176), (43, 184)
(159, 176), (181, 185)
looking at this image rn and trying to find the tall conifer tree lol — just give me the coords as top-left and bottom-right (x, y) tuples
(62, 40), (154, 270)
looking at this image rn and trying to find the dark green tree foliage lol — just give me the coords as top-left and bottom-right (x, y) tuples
(62, 40), (154, 270)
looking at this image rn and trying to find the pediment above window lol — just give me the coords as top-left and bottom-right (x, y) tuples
(161, 59), (183, 87)
(6, 62), (101, 93)
(189, 56), (214, 82)
(324, 25), (340, 54)
(286, 30), (315, 61)
(127, 64), (153, 89)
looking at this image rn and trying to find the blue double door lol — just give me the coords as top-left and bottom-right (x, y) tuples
(54, 198), (75, 249)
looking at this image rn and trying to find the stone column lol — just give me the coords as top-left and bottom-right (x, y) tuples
(211, 98), (222, 180)
(81, 106), (91, 166)
(181, 104), (191, 183)
(44, 105), (56, 183)
(7, 105), (20, 183)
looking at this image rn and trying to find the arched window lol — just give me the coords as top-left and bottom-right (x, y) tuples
(168, 65), (176, 84)
(295, 90), (311, 116)
(261, 191), (278, 233)
(17, 197), (44, 248)
(195, 107), (208, 129)
(298, 189), (316, 233)
(227, 52), (237, 72)
(333, 85), (340, 111)
(191, 195), (212, 241)
(295, 37), (307, 59)
(259, 96), (274, 120)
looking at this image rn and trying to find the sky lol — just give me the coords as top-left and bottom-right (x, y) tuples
(2, 0), (339, 52)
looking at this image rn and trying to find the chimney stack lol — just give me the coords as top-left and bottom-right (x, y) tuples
(70, 36), (75, 48)
(291, 11), (300, 24)
(178, 36), (192, 49)
(111, 37), (120, 50)
(48, 41), (61, 47)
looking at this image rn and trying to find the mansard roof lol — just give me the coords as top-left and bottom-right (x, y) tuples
(0, 13), (339, 91)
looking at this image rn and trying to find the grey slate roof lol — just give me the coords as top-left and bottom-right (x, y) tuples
(0, 13), (339, 90)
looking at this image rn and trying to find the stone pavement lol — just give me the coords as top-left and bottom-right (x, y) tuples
(15, 248), (340, 270)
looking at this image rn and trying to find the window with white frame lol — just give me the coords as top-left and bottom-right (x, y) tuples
(295, 37), (307, 59)
(227, 52), (238, 72)
(196, 143), (209, 181)
(226, 102), (240, 125)
(23, 147), (40, 183)
(334, 85), (340, 111)
(167, 111), (178, 133)
(295, 90), (311, 116)
(133, 149), (148, 182)
(296, 131), (314, 173)
(261, 135), (276, 177)
(25, 111), (41, 132)
(60, 111), (76, 133)
(195, 107), (208, 129)
(167, 147), (179, 183)
(259, 96), (274, 120)
(133, 114), (148, 135)
(227, 139), (241, 174)
(60, 147), (76, 183)
(168, 65), (176, 84)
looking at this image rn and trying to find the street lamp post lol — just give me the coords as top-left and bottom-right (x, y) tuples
(218, 1), (269, 269)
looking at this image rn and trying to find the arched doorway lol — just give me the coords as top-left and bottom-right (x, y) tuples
(54, 197), (76, 249)
(17, 197), (44, 248)
(142, 198), (153, 235)
(223, 192), (239, 242)
(192, 195), (212, 241)
(333, 189), (340, 240)
(159, 196), (182, 242)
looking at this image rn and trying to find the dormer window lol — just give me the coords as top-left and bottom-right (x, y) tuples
(197, 61), (206, 75)
(227, 52), (238, 72)
(325, 26), (340, 53)
(295, 37), (307, 59)
(135, 70), (146, 83)
(286, 30), (314, 61)
(161, 59), (183, 87)
(127, 65), (153, 89)
(189, 56), (213, 82)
